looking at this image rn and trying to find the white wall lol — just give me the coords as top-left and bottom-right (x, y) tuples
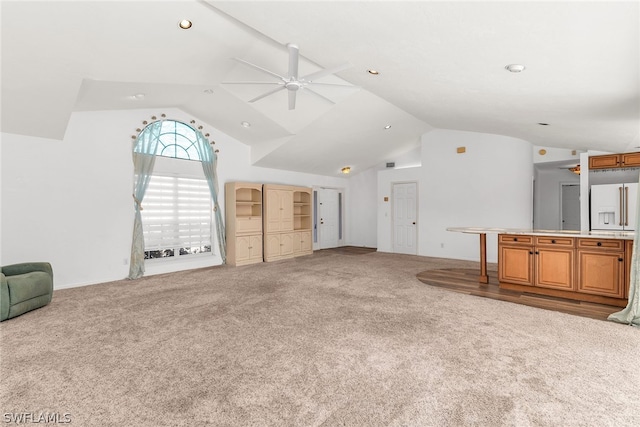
(421, 130), (533, 263)
(1, 108), (359, 289)
(377, 129), (533, 263)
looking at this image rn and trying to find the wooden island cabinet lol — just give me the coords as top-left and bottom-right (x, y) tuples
(499, 233), (631, 307)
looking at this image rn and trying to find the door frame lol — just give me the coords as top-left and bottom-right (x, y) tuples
(391, 181), (419, 254)
(313, 186), (345, 250)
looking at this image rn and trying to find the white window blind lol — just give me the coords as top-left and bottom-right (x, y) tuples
(141, 175), (212, 259)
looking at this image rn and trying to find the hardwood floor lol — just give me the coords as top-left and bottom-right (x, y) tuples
(416, 268), (623, 321)
(321, 246), (378, 255)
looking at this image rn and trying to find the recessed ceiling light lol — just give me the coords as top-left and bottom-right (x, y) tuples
(178, 19), (192, 29)
(384, 125), (391, 130)
(240, 121), (251, 128)
(367, 69), (379, 75)
(538, 122), (550, 126)
(504, 64), (526, 73)
(131, 93), (145, 100)
(203, 89), (214, 94)
(341, 166), (351, 174)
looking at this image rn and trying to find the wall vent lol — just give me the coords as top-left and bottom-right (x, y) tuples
(386, 162), (395, 168)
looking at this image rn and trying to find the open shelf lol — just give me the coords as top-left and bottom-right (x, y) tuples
(293, 188), (312, 230)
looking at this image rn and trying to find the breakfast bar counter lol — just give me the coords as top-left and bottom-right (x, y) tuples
(448, 227), (634, 307)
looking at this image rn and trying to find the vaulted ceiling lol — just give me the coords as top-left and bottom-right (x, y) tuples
(2, 1), (638, 176)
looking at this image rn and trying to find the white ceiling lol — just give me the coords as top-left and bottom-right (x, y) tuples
(2, 0), (638, 176)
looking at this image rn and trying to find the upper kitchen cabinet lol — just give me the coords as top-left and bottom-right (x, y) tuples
(589, 152), (640, 170)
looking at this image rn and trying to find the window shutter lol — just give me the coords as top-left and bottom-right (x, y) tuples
(141, 175), (212, 257)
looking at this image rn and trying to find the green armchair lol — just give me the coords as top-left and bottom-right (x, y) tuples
(1, 262), (53, 321)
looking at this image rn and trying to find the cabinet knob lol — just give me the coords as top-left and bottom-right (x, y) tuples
(513, 237), (518, 241)
(535, 251), (539, 255)
(551, 239), (556, 244)
(597, 242), (602, 246)
(619, 258), (624, 262)
(529, 251), (533, 255)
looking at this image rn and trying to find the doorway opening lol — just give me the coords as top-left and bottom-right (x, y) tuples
(560, 183), (580, 230)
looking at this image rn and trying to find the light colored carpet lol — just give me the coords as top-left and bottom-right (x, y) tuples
(1, 251), (639, 426)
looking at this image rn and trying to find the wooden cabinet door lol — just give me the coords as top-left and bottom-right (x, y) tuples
(280, 190), (294, 231)
(265, 189), (283, 233)
(264, 234), (282, 259)
(292, 231), (313, 255)
(237, 217), (262, 234)
(589, 154), (620, 169)
(535, 247), (575, 290)
(292, 231), (302, 253)
(300, 231), (312, 252)
(625, 240), (633, 298)
(265, 189), (293, 232)
(577, 250), (625, 298)
(235, 236), (251, 263)
(622, 152), (640, 167)
(280, 233), (294, 256)
(499, 245), (534, 285)
(249, 235), (263, 261)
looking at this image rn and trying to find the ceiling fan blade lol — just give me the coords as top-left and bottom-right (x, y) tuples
(308, 82), (359, 88)
(248, 85), (285, 103)
(304, 87), (335, 105)
(233, 57), (286, 81)
(288, 90), (297, 110)
(223, 81), (284, 85)
(301, 62), (352, 82)
(287, 43), (299, 79)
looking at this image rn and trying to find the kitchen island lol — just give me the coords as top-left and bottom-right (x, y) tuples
(448, 227), (634, 307)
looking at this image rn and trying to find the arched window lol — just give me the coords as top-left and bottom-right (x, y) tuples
(134, 120), (212, 261)
(135, 120), (201, 160)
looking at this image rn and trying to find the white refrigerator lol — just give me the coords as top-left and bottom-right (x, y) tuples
(590, 183), (638, 231)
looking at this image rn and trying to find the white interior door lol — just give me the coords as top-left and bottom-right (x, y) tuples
(392, 182), (417, 255)
(318, 189), (339, 249)
(561, 184), (580, 230)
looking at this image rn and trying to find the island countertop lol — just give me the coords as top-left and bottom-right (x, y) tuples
(447, 227), (635, 240)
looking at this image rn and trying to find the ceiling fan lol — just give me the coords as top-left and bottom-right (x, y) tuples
(224, 43), (353, 110)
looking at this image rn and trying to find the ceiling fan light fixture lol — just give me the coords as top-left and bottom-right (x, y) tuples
(178, 19), (192, 29)
(504, 64), (526, 73)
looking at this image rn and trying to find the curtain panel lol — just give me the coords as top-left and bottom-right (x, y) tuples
(608, 171), (640, 326)
(128, 122), (163, 279)
(195, 132), (226, 263)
